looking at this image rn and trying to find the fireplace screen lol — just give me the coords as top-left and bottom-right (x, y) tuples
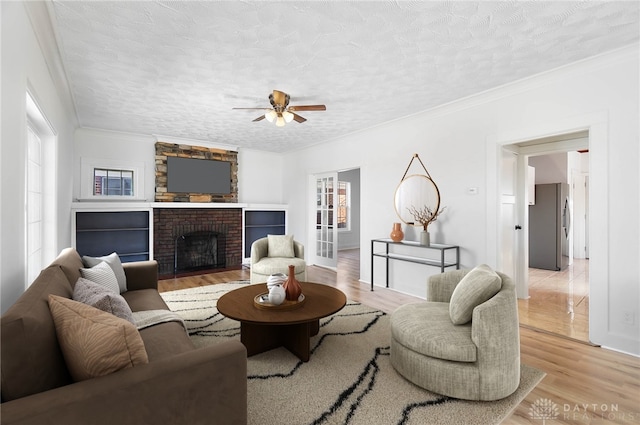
(174, 231), (226, 274)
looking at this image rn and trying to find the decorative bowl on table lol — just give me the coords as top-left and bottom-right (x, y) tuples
(254, 293), (306, 310)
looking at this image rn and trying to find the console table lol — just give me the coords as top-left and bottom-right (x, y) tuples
(370, 239), (460, 291)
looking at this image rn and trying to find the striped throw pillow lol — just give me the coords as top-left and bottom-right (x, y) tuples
(80, 261), (120, 294)
(82, 252), (127, 293)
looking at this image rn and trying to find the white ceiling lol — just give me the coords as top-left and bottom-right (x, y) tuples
(49, 1), (639, 153)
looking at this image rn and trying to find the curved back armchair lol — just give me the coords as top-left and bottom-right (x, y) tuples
(249, 236), (306, 284)
(390, 266), (520, 401)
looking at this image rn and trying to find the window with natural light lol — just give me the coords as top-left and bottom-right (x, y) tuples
(26, 125), (43, 284)
(337, 181), (350, 231)
(93, 168), (134, 196)
(26, 92), (57, 286)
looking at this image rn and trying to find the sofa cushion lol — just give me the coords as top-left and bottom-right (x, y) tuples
(48, 295), (148, 382)
(80, 261), (120, 294)
(122, 288), (171, 312)
(449, 264), (502, 325)
(252, 257), (306, 276)
(73, 277), (135, 324)
(1, 265), (74, 402)
(82, 252), (127, 293)
(391, 302), (476, 362)
(139, 321), (196, 361)
(267, 234), (294, 258)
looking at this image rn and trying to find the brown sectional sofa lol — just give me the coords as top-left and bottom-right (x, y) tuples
(1, 248), (247, 425)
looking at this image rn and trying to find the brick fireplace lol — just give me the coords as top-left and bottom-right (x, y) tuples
(154, 208), (242, 276)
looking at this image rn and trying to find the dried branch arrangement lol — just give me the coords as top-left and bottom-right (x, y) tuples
(407, 205), (446, 231)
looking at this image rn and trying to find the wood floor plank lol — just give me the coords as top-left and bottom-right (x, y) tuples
(159, 249), (640, 424)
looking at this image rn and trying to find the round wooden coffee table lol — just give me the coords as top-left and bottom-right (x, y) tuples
(217, 282), (346, 362)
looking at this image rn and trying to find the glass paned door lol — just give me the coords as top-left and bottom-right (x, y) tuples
(312, 173), (338, 269)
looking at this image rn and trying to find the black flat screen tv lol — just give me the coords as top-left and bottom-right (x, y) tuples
(167, 156), (232, 194)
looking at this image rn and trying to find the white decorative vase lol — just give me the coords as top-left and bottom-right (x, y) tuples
(268, 284), (286, 305)
(266, 273), (287, 305)
(420, 231), (430, 247)
(267, 273), (286, 288)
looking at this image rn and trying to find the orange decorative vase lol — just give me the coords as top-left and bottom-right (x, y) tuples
(283, 265), (302, 301)
(390, 222), (404, 242)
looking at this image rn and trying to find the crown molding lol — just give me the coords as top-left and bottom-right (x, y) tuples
(23, 1), (79, 126)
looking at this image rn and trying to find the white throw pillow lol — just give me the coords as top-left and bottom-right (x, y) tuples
(80, 261), (120, 295)
(82, 252), (127, 293)
(449, 264), (502, 325)
(267, 234), (295, 258)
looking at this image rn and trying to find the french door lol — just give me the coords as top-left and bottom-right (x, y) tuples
(311, 172), (338, 269)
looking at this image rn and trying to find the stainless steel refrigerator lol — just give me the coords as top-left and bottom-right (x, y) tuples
(529, 183), (570, 271)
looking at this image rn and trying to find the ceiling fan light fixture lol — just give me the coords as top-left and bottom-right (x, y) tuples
(265, 109), (277, 122)
(282, 110), (294, 123)
(234, 90), (326, 126)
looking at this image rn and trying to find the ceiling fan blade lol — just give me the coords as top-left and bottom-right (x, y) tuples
(292, 113), (307, 123)
(252, 115), (266, 122)
(288, 105), (326, 112)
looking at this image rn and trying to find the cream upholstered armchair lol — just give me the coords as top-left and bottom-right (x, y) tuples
(249, 235), (306, 284)
(390, 265), (520, 401)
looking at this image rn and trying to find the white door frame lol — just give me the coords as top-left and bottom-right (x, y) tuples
(486, 111), (608, 345)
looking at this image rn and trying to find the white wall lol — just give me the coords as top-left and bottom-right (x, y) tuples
(283, 46), (640, 355)
(237, 148), (283, 204)
(73, 129), (283, 204)
(1, 2), (77, 313)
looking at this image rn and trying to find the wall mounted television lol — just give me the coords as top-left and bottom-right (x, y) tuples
(166, 156), (232, 194)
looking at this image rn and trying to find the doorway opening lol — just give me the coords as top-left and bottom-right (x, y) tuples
(337, 168), (361, 282)
(309, 168), (361, 274)
(506, 131), (591, 342)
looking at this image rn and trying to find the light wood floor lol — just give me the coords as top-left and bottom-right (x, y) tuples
(159, 249), (640, 424)
(519, 259), (590, 343)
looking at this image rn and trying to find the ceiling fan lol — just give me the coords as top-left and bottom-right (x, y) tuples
(233, 89), (326, 127)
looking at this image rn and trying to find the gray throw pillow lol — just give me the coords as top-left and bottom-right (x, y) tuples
(267, 234), (295, 258)
(82, 252), (127, 293)
(80, 261), (120, 295)
(73, 277), (135, 324)
(449, 264), (502, 325)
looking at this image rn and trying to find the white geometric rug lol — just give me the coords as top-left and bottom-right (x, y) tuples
(161, 282), (545, 425)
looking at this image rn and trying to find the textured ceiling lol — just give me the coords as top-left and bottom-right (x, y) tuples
(49, 1), (639, 152)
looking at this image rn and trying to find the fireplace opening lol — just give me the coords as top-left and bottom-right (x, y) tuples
(174, 231), (226, 274)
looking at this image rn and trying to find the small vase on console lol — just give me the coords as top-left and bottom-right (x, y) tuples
(283, 265), (302, 301)
(420, 230), (430, 247)
(390, 222), (404, 242)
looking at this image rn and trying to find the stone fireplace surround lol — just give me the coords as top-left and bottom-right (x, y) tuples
(154, 141), (238, 203)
